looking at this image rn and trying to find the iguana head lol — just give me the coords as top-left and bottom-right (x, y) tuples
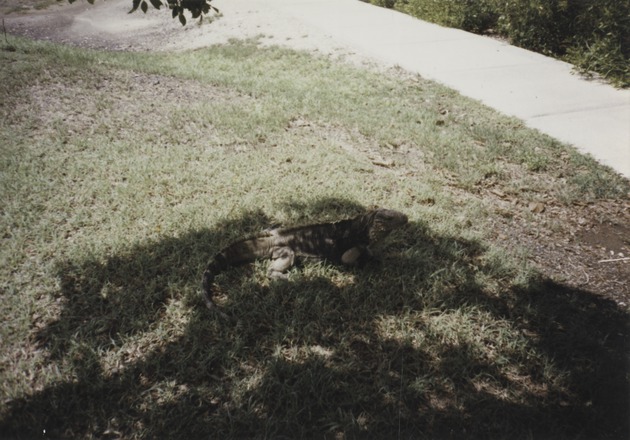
(367, 208), (408, 242)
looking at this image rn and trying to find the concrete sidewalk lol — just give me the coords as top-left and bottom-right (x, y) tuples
(265, 0), (630, 178)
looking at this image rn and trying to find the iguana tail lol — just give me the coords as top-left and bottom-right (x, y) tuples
(202, 235), (274, 313)
(202, 253), (229, 312)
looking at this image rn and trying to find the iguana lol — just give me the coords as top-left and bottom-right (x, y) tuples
(202, 208), (408, 313)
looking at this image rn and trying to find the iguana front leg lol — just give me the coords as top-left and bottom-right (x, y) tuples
(268, 246), (296, 278)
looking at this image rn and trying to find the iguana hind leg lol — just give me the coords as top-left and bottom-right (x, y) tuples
(268, 246), (296, 278)
(341, 246), (373, 266)
(341, 246), (363, 265)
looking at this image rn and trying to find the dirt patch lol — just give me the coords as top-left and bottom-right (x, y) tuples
(487, 197), (630, 307)
(16, 69), (249, 144)
(2, 0), (371, 65)
(0, 0), (56, 16)
(578, 221), (630, 256)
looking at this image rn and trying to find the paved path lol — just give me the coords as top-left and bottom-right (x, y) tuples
(256, 0), (630, 178)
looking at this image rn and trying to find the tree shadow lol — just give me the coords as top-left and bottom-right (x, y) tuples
(35, 208), (273, 362)
(1, 199), (628, 439)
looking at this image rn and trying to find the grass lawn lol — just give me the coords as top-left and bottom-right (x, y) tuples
(1, 37), (629, 439)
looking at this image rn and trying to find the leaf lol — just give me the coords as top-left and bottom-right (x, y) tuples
(129, 0), (141, 13)
(179, 11), (187, 26)
(140, 0), (148, 13)
(528, 202), (545, 214)
(172, 5), (179, 18)
(191, 8), (201, 19)
(369, 155), (394, 168)
(490, 189), (506, 198)
(149, 0), (162, 10)
(86, 0), (95, 4)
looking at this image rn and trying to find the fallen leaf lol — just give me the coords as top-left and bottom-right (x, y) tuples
(529, 202), (545, 214)
(490, 189), (506, 198)
(370, 156), (394, 168)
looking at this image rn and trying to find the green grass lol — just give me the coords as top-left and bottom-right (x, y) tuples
(0, 37), (629, 439)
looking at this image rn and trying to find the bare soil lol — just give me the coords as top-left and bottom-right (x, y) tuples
(2, 0), (368, 60)
(490, 197), (630, 307)
(3, 0), (629, 310)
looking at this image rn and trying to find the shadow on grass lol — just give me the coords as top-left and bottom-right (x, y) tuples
(1, 199), (628, 439)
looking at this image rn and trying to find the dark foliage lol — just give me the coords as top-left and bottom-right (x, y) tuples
(366, 0), (629, 87)
(65, 0), (219, 25)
